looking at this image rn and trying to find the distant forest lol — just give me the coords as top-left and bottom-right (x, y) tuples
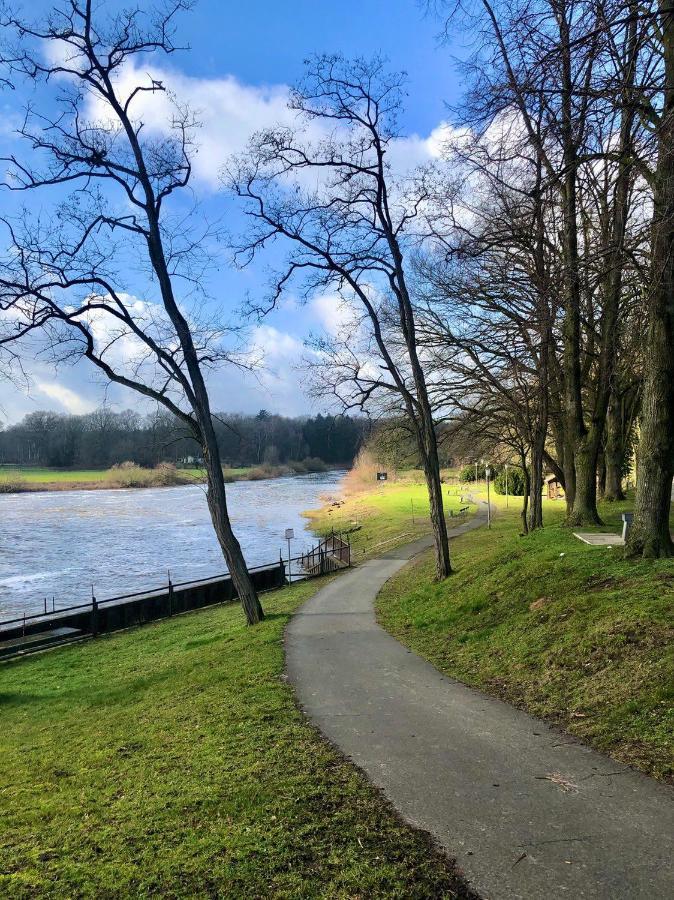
(0, 409), (368, 469)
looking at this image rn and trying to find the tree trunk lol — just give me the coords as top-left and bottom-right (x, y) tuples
(528, 436), (544, 531)
(604, 392), (626, 501)
(520, 452), (530, 535)
(203, 436), (265, 624)
(569, 440), (602, 525)
(597, 450), (607, 500)
(626, 0), (674, 558)
(422, 430), (452, 579)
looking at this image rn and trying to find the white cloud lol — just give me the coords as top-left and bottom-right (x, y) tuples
(309, 294), (361, 338)
(83, 62), (457, 190)
(84, 63), (303, 189)
(34, 381), (95, 414)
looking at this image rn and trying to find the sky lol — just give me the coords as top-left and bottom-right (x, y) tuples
(0, 0), (467, 424)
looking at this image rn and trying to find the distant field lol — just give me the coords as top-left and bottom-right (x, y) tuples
(0, 465), (269, 491)
(1, 467), (123, 483)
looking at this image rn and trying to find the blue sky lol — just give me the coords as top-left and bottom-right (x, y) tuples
(0, 0), (466, 423)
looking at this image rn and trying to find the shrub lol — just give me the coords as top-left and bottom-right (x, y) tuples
(494, 467), (526, 496)
(303, 457), (328, 473)
(459, 464), (477, 482)
(154, 462), (179, 486)
(0, 472), (27, 492)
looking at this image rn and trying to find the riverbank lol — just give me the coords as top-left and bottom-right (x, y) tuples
(304, 466), (474, 561)
(0, 580), (471, 898)
(0, 460), (332, 493)
(376, 487), (674, 783)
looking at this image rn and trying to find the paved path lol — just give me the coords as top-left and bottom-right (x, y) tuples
(286, 509), (674, 899)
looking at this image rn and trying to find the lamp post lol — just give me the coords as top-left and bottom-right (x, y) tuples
(474, 460), (478, 484)
(284, 527), (294, 583)
(485, 466), (492, 529)
(505, 463), (509, 509)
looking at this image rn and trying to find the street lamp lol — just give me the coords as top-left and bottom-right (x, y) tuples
(485, 466), (492, 529)
(474, 460), (478, 484)
(505, 463), (509, 509)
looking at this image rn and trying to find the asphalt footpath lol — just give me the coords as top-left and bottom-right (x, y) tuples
(286, 507), (674, 899)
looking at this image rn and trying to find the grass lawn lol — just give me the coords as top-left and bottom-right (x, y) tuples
(1, 466), (115, 483)
(377, 490), (674, 782)
(0, 466), (256, 491)
(0, 580), (470, 899)
(305, 471), (474, 562)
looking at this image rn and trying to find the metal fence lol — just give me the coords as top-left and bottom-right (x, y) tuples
(0, 540), (351, 658)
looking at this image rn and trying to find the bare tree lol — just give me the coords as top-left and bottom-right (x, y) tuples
(228, 56), (453, 578)
(625, 0), (674, 557)
(0, 0), (265, 621)
(431, 0), (651, 528)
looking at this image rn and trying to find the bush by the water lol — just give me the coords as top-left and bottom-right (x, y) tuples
(108, 461), (186, 488)
(494, 467), (526, 496)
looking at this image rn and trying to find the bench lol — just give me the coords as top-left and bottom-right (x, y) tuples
(621, 512), (634, 542)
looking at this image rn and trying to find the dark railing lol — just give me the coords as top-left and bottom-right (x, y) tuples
(0, 543), (353, 660)
(298, 531), (351, 576)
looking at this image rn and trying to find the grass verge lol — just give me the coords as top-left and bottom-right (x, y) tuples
(305, 469), (473, 561)
(376, 492), (674, 782)
(0, 581), (472, 899)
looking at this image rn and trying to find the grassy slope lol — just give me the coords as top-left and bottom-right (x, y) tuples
(0, 581), (470, 899)
(377, 490), (674, 782)
(305, 471), (474, 562)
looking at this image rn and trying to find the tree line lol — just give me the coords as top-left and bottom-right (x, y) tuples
(0, 408), (366, 470)
(0, 1), (671, 623)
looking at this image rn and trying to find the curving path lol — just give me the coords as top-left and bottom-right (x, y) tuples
(286, 507), (674, 899)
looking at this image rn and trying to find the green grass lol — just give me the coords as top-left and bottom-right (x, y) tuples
(305, 471), (474, 561)
(1, 466), (114, 483)
(0, 466), (266, 491)
(376, 492), (674, 782)
(0, 581), (470, 899)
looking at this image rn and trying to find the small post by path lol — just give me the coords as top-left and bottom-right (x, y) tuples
(168, 569), (173, 616)
(91, 585), (98, 638)
(285, 528), (294, 583)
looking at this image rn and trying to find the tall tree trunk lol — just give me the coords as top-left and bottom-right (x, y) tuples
(604, 392), (626, 501)
(626, 1), (674, 558)
(520, 449), (530, 535)
(422, 437), (452, 579)
(571, 439), (602, 525)
(528, 434), (545, 531)
(203, 436), (265, 624)
(598, 449), (607, 500)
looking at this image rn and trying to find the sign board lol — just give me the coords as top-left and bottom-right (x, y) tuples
(376, 472), (388, 481)
(284, 528), (295, 540)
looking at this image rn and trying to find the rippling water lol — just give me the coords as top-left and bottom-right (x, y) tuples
(0, 471), (345, 619)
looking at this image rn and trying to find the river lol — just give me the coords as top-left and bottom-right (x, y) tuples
(0, 470), (345, 620)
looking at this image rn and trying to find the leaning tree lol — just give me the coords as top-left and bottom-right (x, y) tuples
(228, 56), (453, 579)
(0, 0), (265, 621)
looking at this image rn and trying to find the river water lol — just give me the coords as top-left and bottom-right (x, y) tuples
(0, 471), (345, 620)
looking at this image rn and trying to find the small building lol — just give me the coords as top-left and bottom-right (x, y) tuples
(545, 473), (564, 500)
